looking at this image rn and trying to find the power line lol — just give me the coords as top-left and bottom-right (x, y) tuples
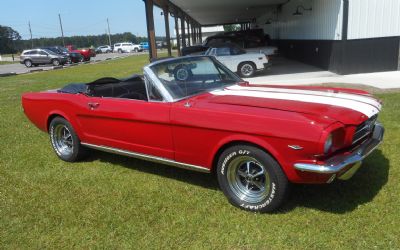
(28, 21), (33, 48)
(107, 18), (112, 47)
(58, 14), (65, 46)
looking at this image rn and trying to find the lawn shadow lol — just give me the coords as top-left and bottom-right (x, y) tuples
(84, 150), (219, 191)
(280, 150), (389, 214)
(83, 149), (388, 213)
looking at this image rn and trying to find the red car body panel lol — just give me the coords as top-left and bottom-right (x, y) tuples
(66, 45), (95, 60)
(21, 84), (381, 184)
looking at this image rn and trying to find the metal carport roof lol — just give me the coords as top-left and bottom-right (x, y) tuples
(170, 0), (289, 25)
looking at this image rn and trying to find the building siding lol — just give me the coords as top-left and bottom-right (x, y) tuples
(257, 0), (343, 40)
(348, 0), (400, 40)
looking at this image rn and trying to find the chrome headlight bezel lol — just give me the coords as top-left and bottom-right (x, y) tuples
(324, 134), (333, 154)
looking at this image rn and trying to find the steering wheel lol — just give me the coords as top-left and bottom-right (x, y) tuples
(173, 64), (192, 82)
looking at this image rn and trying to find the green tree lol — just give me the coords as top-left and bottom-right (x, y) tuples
(223, 24), (241, 32)
(0, 25), (21, 54)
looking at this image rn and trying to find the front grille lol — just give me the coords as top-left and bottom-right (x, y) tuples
(352, 115), (377, 145)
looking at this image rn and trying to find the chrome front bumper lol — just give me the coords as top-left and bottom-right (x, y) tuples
(294, 123), (384, 176)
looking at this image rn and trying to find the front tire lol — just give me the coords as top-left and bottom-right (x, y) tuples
(52, 59), (60, 66)
(49, 117), (87, 162)
(217, 145), (289, 213)
(238, 62), (256, 78)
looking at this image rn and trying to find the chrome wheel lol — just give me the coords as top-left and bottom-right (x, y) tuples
(226, 156), (270, 203)
(240, 63), (254, 77)
(24, 60), (32, 67)
(52, 124), (73, 156)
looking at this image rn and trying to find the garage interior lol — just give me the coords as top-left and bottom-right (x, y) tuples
(144, 0), (400, 75)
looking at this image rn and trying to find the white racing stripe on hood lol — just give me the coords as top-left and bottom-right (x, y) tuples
(211, 87), (380, 118)
(227, 85), (382, 110)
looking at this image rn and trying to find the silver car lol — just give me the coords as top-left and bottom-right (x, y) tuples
(20, 49), (68, 67)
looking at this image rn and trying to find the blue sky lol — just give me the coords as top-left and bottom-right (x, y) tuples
(0, 0), (172, 39)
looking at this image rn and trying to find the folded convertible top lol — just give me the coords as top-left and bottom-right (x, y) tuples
(57, 75), (143, 94)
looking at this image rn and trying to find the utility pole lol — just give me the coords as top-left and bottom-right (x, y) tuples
(58, 14), (65, 46)
(107, 18), (112, 47)
(28, 21), (33, 48)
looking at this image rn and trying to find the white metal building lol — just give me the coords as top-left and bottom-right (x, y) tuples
(146, 0), (400, 74)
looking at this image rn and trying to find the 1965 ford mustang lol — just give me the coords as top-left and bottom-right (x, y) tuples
(22, 56), (384, 212)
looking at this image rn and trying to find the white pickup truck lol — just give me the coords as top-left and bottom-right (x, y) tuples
(205, 44), (269, 77)
(113, 43), (142, 53)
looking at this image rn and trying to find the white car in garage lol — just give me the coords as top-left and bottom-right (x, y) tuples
(204, 44), (269, 77)
(113, 43), (142, 53)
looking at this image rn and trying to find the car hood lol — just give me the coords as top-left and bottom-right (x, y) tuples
(202, 84), (381, 125)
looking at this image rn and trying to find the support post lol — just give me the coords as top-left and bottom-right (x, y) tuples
(174, 16), (181, 56)
(187, 20), (191, 46)
(144, 0), (157, 60)
(191, 23), (196, 44)
(163, 4), (172, 56)
(199, 26), (202, 43)
(180, 16), (186, 48)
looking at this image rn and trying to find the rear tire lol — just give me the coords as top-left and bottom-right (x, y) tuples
(238, 62), (256, 78)
(24, 60), (32, 68)
(134, 48), (139, 53)
(49, 117), (87, 162)
(217, 145), (289, 213)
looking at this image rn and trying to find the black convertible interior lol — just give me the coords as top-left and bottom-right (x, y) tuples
(58, 75), (148, 101)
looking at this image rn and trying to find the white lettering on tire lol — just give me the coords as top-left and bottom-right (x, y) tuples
(221, 151), (237, 175)
(239, 182), (276, 210)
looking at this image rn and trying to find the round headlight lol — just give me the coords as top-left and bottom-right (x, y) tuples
(324, 134), (333, 154)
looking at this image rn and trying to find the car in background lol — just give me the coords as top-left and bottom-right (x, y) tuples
(182, 29), (278, 56)
(205, 44), (269, 77)
(41, 46), (84, 63)
(20, 49), (68, 67)
(65, 45), (96, 61)
(95, 45), (112, 54)
(113, 43), (142, 53)
(139, 42), (149, 50)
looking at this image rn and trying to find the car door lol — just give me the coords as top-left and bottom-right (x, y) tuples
(30, 50), (41, 64)
(38, 50), (50, 64)
(75, 89), (174, 160)
(214, 48), (236, 72)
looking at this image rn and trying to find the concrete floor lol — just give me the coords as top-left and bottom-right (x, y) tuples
(245, 57), (400, 89)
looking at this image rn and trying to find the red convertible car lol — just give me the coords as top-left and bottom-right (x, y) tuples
(22, 56), (384, 212)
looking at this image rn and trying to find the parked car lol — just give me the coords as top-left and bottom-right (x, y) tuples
(139, 42), (149, 50)
(20, 48), (68, 67)
(113, 43), (142, 53)
(95, 45), (112, 54)
(41, 46), (84, 63)
(205, 44), (269, 77)
(22, 56), (384, 213)
(65, 45), (96, 61)
(182, 29), (278, 56)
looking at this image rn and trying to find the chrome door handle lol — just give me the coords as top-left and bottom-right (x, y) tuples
(88, 102), (100, 110)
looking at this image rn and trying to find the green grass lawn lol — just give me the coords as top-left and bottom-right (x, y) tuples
(1, 55), (399, 249)
(0, 61), (18, 65)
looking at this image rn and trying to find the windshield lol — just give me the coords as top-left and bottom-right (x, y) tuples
(149, 56), (242, 100)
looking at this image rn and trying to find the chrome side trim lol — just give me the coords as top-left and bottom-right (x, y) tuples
(81, 142), (210, 173)
(294, 122), (384, 174)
